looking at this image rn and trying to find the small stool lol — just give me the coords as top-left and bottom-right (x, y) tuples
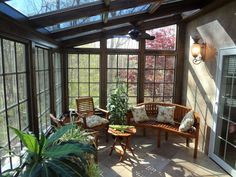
(108, 127), (136, 161)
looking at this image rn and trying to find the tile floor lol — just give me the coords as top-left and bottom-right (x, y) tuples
(97, 133), (230, 177)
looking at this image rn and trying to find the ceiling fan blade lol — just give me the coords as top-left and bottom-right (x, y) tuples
(139, 32), (155, 40)
(128, 29), (155, 41)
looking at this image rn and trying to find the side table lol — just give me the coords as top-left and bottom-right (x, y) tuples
(108, 126), (136, 161)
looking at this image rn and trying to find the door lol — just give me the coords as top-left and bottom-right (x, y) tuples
(210, 47), (236, 176)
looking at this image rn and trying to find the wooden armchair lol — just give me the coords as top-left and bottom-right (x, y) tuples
(76, 97), (109, 142)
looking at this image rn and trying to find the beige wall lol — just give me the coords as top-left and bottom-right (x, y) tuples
(182, 1), (236, 154)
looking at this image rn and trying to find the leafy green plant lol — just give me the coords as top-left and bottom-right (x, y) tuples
(109, 125), (135, 133)
(0, 125), (97, 177)
(107, 83), (129, 125)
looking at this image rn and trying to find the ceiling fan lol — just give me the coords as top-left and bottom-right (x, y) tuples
(128, 28), (155, 41)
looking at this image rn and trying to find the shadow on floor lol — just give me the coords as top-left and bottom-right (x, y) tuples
(98, 135), (230, 177)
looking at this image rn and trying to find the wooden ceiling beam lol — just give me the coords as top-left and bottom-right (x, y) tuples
(29, 0), (158, 28)
(61, 14), (181, 48)
(103, 0), (111, 6)
(50, 0), (202, 39)
(149, 1), (163, 14)
(103, 0), (110, 23)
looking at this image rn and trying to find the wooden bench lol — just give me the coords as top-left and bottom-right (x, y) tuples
(126, 102), (200, 158)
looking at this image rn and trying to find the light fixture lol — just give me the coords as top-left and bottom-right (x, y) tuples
(191, 36), (206, 64)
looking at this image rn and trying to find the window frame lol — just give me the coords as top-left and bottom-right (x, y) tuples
(0, 37), (29, 171)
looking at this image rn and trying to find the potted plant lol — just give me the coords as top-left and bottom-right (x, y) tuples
(107, 83), (129, 125)
(0, 124), (100, 177)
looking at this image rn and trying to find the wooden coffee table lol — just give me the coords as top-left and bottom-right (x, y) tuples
(108, 126), (136, 161)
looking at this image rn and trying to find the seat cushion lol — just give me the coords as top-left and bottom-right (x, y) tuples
(131, 105), (149, 122)
(156, 106), (175, 125)
(179, 110), (194, 132)
(86, 115), (109, 128)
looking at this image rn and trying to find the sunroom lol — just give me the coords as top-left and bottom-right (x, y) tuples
(0, 0), (235, 176)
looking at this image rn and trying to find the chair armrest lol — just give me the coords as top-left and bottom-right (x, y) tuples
(77, 112), (88, 128)
(96, 108), (109, 119)
(126, 110), (133, 125)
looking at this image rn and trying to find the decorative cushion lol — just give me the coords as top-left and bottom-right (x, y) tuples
(179, 110), (194, 132)
(156, 106), (175, 125)
(86, 115), (109, 128)
(131, 105), (149, 122)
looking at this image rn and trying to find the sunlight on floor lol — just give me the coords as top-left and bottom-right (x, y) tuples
(98, 135), (230, 177)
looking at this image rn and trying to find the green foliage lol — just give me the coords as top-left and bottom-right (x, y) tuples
(86, 163), (101, 177)
(109, 125), (134, 133)
(107, 83), (129, 125)
(1, 125), (97, 177)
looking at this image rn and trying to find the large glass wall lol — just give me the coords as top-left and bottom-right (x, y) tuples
(0, 38), (28, 171)
(53, 52), (62, 117)
(67, 25), (177, 107)
(145, 24), (176, 50)
(68, 53), (100, 108)
(144, 55), (176, 102)
(107, 54), (138, 105)
(35, 47), (50, 132)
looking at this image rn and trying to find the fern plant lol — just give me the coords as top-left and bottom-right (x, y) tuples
(0, 125), (97, 177)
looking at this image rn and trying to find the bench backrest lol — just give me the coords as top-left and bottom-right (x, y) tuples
(128, 102), (200, 126)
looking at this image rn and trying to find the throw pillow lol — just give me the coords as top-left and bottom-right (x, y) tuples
(86, 115), (109, 128)
(156, 106), (175, 125)
(131, 105), (149, 122)
(179, 110), (195, 132)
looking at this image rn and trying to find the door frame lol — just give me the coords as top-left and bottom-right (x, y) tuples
(209, 46), (236, 176)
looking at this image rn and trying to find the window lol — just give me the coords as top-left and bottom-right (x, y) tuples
(144, 55), (175, 102)
(107, 37), (139, 49)
(53, 52), (62, 117)
(7, 0), (100, 17)
(35, 47), (50, 132)
(145, 24), (177, 50)
(68, 54), (100, 108)
(0, 38), (28, 171)
(107, 54), (138, 105)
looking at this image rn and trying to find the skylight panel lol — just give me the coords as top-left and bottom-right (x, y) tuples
(46, 14), (102, 32)
(6, 0), (101, 17)
(108, 4), (150, 19)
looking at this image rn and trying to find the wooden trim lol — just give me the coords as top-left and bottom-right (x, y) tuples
(62, 51), (68, 112)
(148, 1), (163, 14)
(104, 0), (111, 6)
(49, 50), (55, 116)
(100, 38), (107, 109)
(175, 22), (186, 104)
(67, 48), (101, 54)
(29, 42), (39, 136)
(0, 12), (58, 48)
(138, 38), (145, 103)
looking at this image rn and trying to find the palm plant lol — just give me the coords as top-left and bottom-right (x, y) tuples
(1, 124), (97, 177)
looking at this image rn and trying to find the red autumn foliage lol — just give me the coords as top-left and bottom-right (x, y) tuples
(118, 25), (176, 101)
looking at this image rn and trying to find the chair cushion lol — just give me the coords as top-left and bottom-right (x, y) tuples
(131, 105), (149, 122)
(179, 110), (194, 132)
(86, 115), (109, 128)
(156, 106), (175, 125)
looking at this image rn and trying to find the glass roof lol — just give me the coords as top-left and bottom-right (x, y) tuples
(6, 0), (101, 17)
(108, 4), (150, 19)
(46, 14), (102, 32)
